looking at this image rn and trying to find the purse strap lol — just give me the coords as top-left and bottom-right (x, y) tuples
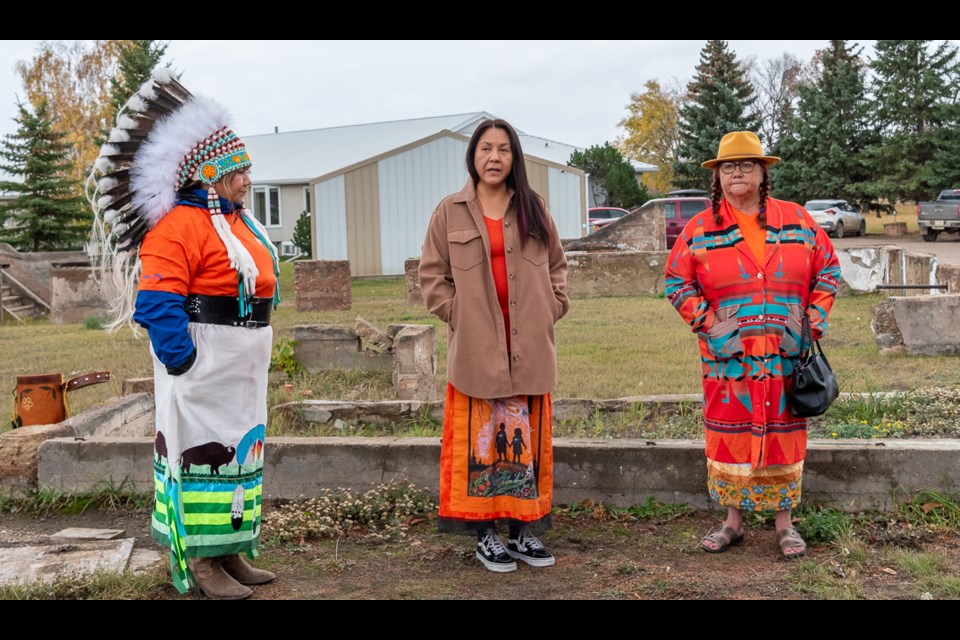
(799, 314), (813, 357)
(64, 371), (111, 392)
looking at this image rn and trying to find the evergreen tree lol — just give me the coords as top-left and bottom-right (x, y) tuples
(104, 40), (169, 139)
(866, 40), (960, 205)
(568, 142), (649, 209)
(0, 100), (87, 252)
(293, 210), (312, 258)
(773, 41), (878, 212)
(673, 40), (761, 191)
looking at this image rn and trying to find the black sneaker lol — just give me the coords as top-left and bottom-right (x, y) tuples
(507, 529), (555, 567)
(476, 529), (517, 573)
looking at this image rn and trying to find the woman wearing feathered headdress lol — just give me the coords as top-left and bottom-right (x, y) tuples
(89, 69), (280, 599)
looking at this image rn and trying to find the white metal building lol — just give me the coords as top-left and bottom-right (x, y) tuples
(241, 112), (597, 276)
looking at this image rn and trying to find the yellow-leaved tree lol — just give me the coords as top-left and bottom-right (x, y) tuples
(617, 80), (682, 196)
(15, 40), (127, 194)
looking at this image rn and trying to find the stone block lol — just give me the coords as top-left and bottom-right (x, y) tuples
(122, 378), (154, 395)
(0, 423), (74, 493)
(404, 258), (423, 306)
(873, 294), (960, 356)
(391, 325), (437, 401)
(355, 316), (393, 351)
(938, 263), (960, 294)
(294, 260), (351, 311)
(884, 222), (908, 236)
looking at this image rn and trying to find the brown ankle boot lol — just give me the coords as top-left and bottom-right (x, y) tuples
(188, 556), (253, 599)
(220, 553), (277, 585)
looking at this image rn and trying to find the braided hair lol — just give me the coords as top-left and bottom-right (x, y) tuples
(711, 164), (772, 227)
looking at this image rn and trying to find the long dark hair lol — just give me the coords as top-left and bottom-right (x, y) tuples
(711, 163), (771, 227)
(466, 118), (549, 247)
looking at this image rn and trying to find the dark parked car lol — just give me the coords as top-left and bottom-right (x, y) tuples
(644, 196), (711, 248)
(587, 207), (630, 232)
(803, 199), (866, 238)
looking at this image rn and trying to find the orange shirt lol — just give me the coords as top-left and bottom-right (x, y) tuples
(138, 205), (277, 298)
(482, 215), (510, 352)
(731, 205), (766, 265)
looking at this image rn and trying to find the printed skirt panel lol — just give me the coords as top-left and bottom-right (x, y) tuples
(706, 459), (803, 512)
(438, 383), (553, 533)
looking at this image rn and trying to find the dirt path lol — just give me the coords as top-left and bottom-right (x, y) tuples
(3, 503), (958, 600)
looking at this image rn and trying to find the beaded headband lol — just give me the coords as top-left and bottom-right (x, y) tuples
(179, 126), (251, 187)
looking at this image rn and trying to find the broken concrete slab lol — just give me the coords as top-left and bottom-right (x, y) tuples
(51, 527), (126, 540)
(0, 538), (134, 586)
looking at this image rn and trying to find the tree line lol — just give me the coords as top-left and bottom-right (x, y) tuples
(617, 39), (960, 214)
(3, 40), (957, 252)
(0, 41), (167, 252)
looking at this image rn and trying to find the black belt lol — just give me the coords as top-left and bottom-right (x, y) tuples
(184, 294), (272, 328)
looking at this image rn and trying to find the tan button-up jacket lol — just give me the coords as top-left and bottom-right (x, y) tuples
(419, 180), (569, 399)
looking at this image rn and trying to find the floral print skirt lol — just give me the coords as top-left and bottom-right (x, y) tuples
(706, 459), (803, 512)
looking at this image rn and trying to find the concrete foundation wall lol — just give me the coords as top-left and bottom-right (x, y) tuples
(565, 251), (669, 297)
(939, 263), (960, 294)
(0, 244), (88, 304)
(294, 325), (391, 372)
(38, 436), (960, 513)
(564, 203), (662, 252)
(872, 294), (960, 355)
(50, 267), (111, 324)
(837, 245), (939, 294)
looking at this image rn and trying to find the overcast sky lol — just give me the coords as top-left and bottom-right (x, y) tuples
(0, 39), (913, 151)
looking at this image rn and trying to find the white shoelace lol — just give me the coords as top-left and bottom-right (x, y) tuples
(517, 530), (544, 550)
(481, 530), (508, 555)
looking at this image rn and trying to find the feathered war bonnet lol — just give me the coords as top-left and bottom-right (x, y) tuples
(88, 68), (278, 328)
(89, 68), (253, 252)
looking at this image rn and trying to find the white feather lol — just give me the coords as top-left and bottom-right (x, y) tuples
(98, 195), (114, 208)
(138, 82), (157, 100)
(100, 144), (119, 157)
(153, 67), (176, 83)
(98, 177), (118, 191)
(126, 95), (146, 112)
(108, 129), (130, 143)
(94, 157), (114, 172)
(131, 95), (235, 229)
(117, 115), (138, 129)
(104, 209), (118, 224)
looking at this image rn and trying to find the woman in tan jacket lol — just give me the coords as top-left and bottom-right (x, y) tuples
(419, 118), (569, 573)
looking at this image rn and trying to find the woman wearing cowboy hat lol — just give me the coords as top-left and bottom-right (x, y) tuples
(664, 131), (842, 560)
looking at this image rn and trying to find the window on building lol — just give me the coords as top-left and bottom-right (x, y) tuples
(253, 186), (281, 227)
(303, 186), (312, 214)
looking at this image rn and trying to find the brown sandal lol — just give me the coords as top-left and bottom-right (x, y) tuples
(698, 525), (744, 553)
(778, 527), (807, 559)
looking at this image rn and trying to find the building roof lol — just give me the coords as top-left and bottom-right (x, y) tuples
(241, 111), (656, 184)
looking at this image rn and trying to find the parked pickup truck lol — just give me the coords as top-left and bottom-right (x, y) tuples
(917, 189), (960, 242)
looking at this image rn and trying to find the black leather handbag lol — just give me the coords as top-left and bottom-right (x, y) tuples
(789, 316), (839, 418)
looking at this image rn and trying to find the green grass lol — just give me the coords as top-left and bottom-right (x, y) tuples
(864, 204), (920, 235)
(3, 263), (960, 437)
(1, 479), (151, 517)
(895, 490), (960, 529)
(789, 560), (865, 599)
(0, 568), (170, 600)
